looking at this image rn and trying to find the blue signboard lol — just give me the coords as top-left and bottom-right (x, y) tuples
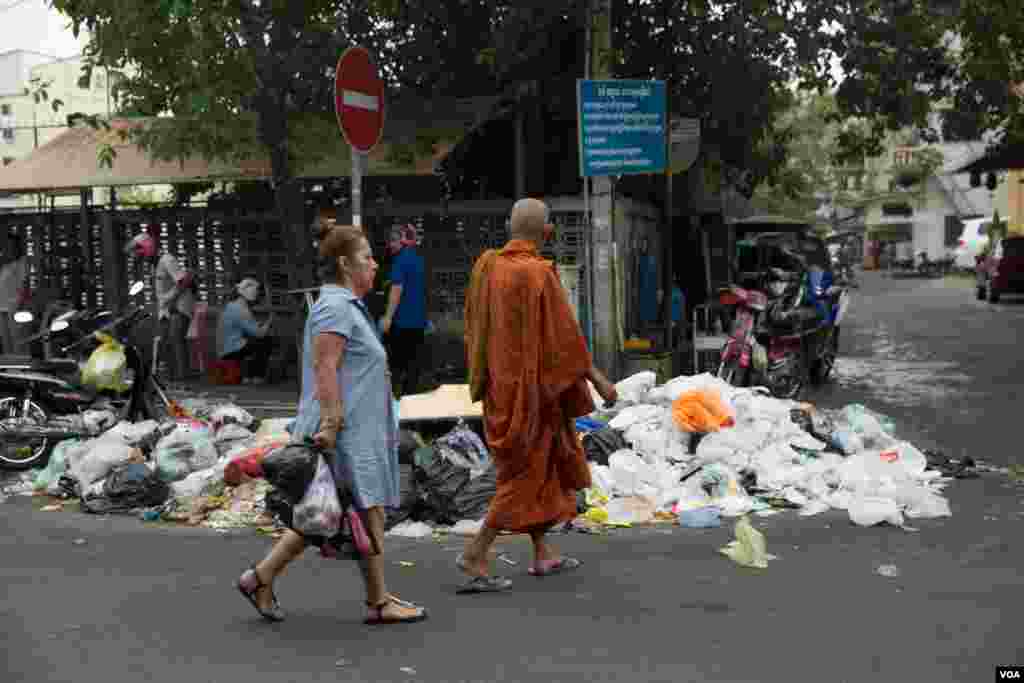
(577, 79), (667, 177)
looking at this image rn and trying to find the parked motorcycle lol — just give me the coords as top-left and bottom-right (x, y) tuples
(0, 281), (173, 470)
(717, 265), (850, 400)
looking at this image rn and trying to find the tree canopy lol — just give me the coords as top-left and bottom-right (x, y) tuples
(48, 0), (1024, 210)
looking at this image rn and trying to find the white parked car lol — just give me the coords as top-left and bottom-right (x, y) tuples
(953, 216), (993, 270)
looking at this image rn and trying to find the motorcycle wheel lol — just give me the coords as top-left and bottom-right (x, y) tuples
(811, 327), (840, 385)
(768, 355), (805, 400)
(0, 397), (52, 470)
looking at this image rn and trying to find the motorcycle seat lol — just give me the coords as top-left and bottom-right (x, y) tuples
(766, 306), (823, 334)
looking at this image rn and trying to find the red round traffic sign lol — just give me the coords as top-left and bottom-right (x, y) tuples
(334, 47), (386, 153)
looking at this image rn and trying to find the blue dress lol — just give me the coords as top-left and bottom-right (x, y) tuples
(291, 285), (400, 510)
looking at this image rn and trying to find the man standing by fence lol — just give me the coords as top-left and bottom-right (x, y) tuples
(381, 224), (427, 398)
(0, 232), (27, 355)
(126, 231), (195, 382)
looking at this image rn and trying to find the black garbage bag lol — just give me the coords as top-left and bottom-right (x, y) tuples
(385, 464), (422, 529)
(450, 467), (496, 521)
(398, 430), (423, 465)
(582, 428), (629, 466)
(57, 474), (80, 499)
(412, 422), (496, 525)
(414, 446), (471, 524)
(262, 443), (319, 504)
(81, 463), (171, 515)
(923, 449), (979, 479)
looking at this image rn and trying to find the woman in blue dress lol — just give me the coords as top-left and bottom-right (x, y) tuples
(237, 215), (427, 625)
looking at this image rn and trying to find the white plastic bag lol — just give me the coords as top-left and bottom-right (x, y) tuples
(609, 404), (663, 430)
(605, 496), (656, 525)
(34, 439), (80, 492)
(83, 409), (118, 435)
(607, 450), (651, 497)
(69, 437), (137, 486)
(292, 455), (343, 537)
(387, 520), (434, 538)
(170, 465), (226, 499)
(614, 371), (657, 404)
(105, 420), (161, 445)
(848, 496), (904, 527)
(210, 404), (255, 429)
(153, 428), (218, 482)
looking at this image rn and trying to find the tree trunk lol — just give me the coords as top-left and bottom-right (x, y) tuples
(260, 100), (315, 289)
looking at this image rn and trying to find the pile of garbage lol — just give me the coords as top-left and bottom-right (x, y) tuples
(17, 370), (975, 539)
(30, 400), (291, 530)
(25, 395), (501, 536)
(575, 371), (972, 530)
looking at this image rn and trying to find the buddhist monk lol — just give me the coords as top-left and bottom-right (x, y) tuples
(457, 197), (618, 593)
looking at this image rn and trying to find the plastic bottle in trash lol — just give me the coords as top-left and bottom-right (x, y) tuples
(831, 429), (864, 455)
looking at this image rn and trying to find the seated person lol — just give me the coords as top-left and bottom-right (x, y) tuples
(219, 278), (275, 385)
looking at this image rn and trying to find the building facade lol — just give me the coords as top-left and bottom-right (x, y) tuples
(0, 50), (113, 165)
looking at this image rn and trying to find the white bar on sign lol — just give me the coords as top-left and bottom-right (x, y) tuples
(343, 90), (379, 111)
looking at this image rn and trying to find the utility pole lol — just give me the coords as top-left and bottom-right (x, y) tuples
(588, 0), (618, 379)
(660, 3), (674, 352)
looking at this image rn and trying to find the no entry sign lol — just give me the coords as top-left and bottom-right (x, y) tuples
(334, 47), (386, 153)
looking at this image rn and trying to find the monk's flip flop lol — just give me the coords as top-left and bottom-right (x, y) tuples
(529, 557), (583, 577)
(456, 575), (513, 594)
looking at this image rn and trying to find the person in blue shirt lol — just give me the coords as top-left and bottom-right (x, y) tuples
(219, 277), (275, 384)
(380, 224), (427, 398)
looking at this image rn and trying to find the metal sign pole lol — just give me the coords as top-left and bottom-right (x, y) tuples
(351, 151), (363, 228)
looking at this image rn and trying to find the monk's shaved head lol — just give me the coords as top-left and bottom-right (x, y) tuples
(510, 198), (549, 240)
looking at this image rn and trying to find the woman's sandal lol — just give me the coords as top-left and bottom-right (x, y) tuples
(528, 556), (583, 577)
(237, 564), (286, 622)
(364, 595), (429, 625)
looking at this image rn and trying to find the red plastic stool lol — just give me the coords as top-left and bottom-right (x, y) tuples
(210, 359), (242, 385)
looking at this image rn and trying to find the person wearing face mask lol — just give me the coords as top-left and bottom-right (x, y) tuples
(219, 277), (275, 385)
(235, 213), (427, 625)
(380, 224), (427, 398)
(125, 231), (196, 381)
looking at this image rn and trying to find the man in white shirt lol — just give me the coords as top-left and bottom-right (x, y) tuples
(0, 232), (28, 355)
(126, 232), (196, 381)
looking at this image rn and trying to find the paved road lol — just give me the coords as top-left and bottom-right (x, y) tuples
(4, 270), (1023, 683)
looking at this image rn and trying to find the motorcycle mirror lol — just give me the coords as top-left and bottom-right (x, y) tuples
(129, 281), (145, 296)
(50, 320), (71, 332)
(13, 311), (33, 324)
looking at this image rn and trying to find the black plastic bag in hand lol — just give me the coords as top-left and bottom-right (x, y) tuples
(262, 444), (319, 504)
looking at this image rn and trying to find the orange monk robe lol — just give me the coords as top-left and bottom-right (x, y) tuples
(464, 239), (595, 533)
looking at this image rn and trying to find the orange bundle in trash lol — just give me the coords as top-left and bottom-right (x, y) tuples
(672, 388), (736, 433)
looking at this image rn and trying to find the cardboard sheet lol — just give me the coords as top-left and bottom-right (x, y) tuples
(399, 384), (483, 423)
